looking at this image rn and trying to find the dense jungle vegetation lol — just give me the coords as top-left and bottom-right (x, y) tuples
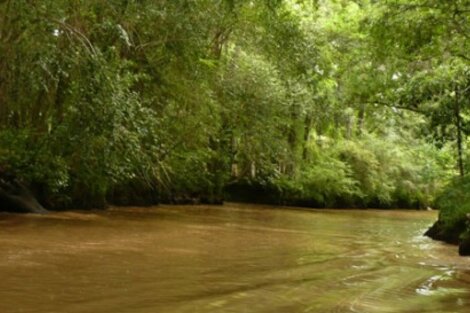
(0, 0), (468, 227)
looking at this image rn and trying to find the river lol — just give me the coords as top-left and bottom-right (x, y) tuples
(0, 203), (469, 313)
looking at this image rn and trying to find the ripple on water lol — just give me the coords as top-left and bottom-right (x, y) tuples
(0, 205), (468, 313)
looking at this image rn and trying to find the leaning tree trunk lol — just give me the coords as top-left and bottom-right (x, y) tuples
(0, 171), (48, 214)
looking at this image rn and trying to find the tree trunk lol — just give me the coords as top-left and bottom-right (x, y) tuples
(356, 103), (366, 136)
(455, 88), (465, 177)
(302, 113), (312, 160)
(0, 170), (48, 214)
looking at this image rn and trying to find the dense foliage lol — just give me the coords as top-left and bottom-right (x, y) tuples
(365, 0), (470, 244)
(0, 0), (466, 210)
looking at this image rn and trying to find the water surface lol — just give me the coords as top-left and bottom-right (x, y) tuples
(1, 203), (469, 312)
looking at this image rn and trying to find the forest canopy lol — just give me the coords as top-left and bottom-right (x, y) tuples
(0, 0), (468, 211)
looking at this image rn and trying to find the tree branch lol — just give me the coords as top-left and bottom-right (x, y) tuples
(362, 101), (424, 114)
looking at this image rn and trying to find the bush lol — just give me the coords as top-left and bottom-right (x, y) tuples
(433, 177), (470, 241)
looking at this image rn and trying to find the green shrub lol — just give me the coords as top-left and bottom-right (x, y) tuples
(435, 177), (470, 237)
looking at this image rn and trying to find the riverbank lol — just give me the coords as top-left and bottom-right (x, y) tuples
(0, 176), (430, 214)
(224, 180), (425, 210)
(424, 176), (470, 256)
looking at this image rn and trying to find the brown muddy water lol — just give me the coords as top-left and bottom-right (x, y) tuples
(0, 203), (469, 313)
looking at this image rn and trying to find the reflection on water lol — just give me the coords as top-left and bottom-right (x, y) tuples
(0, 203), (469, 313)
